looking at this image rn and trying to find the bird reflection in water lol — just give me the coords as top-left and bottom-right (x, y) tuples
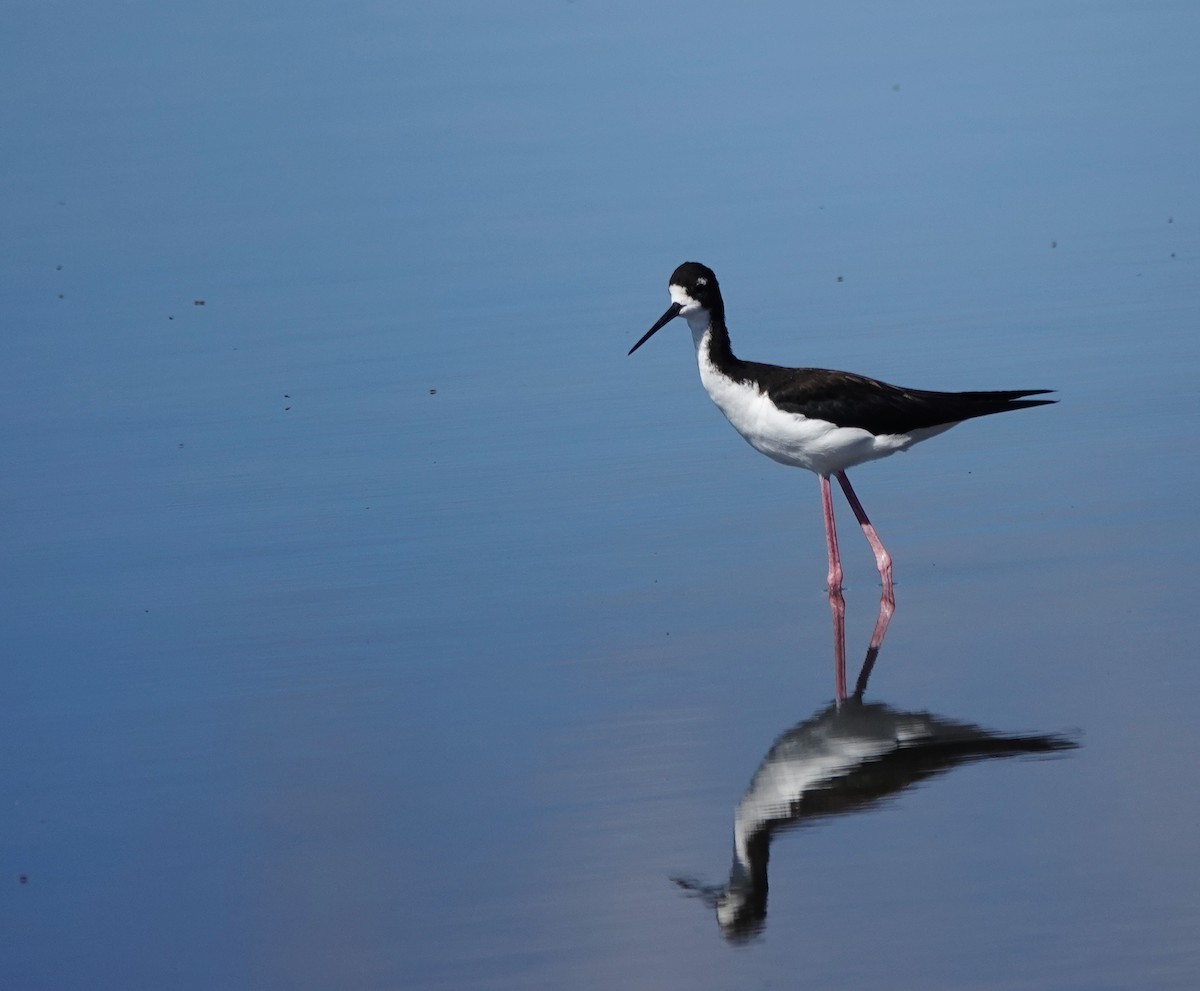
(675, 593), (1077, 942)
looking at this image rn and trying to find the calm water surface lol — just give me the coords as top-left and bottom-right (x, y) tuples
(4, 2), (1199, 988)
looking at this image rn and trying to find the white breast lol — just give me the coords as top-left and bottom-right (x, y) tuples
(691, 325), (953, 476)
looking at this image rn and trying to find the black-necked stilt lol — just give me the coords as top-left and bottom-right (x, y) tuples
(629, 262), (1055, 597)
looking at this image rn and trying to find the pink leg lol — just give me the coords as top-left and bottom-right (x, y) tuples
(834, 471), (895, 611)
(820, 474), (843, 593)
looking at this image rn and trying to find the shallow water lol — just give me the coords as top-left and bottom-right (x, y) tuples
(4, 2), (1200, 988)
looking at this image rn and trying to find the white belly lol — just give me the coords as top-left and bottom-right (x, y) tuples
(696, 340), (954, 476)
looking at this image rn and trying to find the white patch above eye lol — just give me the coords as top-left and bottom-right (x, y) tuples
(695, 276), (708, 285)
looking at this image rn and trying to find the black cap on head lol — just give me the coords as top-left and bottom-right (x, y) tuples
(669, 262), (720, 309)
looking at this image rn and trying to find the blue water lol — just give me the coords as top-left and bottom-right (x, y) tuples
(4, 2), (1199, 988)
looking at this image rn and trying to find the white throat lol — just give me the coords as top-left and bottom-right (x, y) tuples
(667, 283), (715, 349)
(684, 308), (713, 351)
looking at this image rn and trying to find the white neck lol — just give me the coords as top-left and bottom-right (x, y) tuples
(686, 309), (713, 352)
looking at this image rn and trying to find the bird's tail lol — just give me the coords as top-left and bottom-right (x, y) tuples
(944, 388), (1057, 418)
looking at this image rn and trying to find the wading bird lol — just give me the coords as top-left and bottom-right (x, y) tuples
(628, 262), (1054, 598)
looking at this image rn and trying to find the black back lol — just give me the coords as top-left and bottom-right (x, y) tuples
(743, 362), (1055, 435)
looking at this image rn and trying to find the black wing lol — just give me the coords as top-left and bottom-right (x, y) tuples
(741, 362), (1055, 436)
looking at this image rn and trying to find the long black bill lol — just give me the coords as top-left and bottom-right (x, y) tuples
(628, 302), (682, 355)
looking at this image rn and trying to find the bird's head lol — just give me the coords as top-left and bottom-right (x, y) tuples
(628, 261), (722, 355)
